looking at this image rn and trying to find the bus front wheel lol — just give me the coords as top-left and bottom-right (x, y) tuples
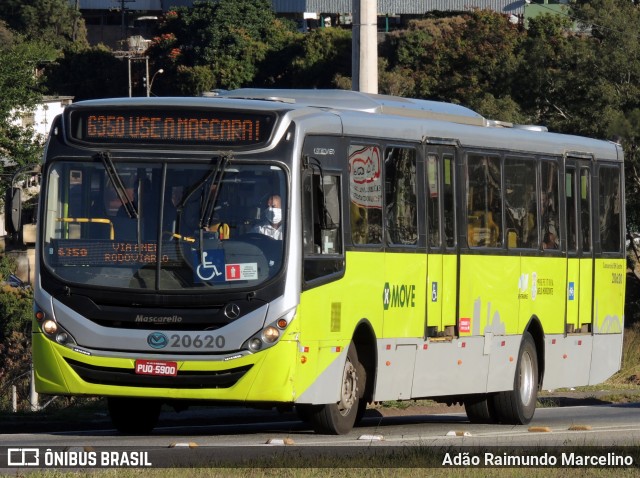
(107, 397), (161, 434)
(492, 332), (539, 425)
(309, 344), (363, 435)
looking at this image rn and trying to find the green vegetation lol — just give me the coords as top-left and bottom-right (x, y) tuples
(145, 0), (297, 94)
(610, 321), (640, 386)
(44, 45), (129, 100)
(0, 465), (639, 477)
(0, 255), (33, 412)
(0, 24), (49, 197)
(0, 0), (87, 51)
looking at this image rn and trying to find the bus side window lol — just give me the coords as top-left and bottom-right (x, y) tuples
(565, 168), (577, 252)
(580, 168), (591, 252)
(466, 154), (502, 248)
(599, 165), (621, 253)
(504, 157), (537, 249)
(385, 147), (417, 246)
(443, 154), (456, 248)
(349, 145), (383, 245)
(316, 174), (341, 254)
(426, 153), (440, 248)
(303, 171), (343, 283)
(541, 160), (560, 250)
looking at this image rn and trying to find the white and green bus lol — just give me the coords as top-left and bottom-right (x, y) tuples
(30, 90), (625, 434)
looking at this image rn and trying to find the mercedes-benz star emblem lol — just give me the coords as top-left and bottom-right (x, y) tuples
(224, 303), (241, 320)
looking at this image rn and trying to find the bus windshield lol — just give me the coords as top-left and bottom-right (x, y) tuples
(42, 159), (287, 291)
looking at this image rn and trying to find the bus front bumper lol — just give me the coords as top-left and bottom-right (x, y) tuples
(32, 332), (299, 403)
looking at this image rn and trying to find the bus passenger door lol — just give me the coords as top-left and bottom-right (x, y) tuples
(565, 160), (593, 333)
(425, 147), (457, 337)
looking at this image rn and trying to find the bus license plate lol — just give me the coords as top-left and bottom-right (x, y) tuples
(135, 359), (178, 377)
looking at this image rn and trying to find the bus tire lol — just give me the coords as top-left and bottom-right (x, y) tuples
(107, 397), (161, 434)
(464, 394), (497, 424)
(309, 344), (363, 435)
(492, 332), (538, 425)
(295, 404), (315, 423)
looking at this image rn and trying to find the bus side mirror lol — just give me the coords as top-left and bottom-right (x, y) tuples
(5, 187), (22, 234)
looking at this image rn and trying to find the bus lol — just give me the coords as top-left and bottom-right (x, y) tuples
(29, 89), (625, 434)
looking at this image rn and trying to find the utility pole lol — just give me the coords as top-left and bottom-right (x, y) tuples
(118, 0), (135, 44)
(352, 0), (378, 94)
(127, 55), (148, 97)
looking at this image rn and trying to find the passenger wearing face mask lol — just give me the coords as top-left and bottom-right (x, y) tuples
(252, 194), (283, 240)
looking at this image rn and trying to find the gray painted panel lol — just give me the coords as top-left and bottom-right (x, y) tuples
(76, 0), (525, 14)
(589, 333), (623, 385)
(296, 347), (346, 403)
(374, 343), (417, 400)
(215, 89), (620, 162)
(222, 88), (483, 120)
(337, 111), (620, 160)
(408, 337), (489, 398)
(485, 335), (520, 392)
(77, 0), (163, 9)
(541, 335), (594, 390)
(377, 0), (524, 14)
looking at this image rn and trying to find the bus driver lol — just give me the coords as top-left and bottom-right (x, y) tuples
(252, 194), (283, 240)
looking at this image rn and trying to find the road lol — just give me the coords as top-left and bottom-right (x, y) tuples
(1, 401), (640, 469)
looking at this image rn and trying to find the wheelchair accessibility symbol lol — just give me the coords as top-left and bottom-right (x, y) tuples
(195, 250), (225, 281)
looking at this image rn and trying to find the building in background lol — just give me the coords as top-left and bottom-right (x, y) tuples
(1, 96), (73, 256)
(522, 0), (570, 27)
(72, 0), (527, 49)
(13, 96), (74, 142)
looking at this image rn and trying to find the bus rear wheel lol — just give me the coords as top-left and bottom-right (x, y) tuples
(107, 397), (161, 434)
(492, 332), (539, 425)
(464, 394), (497, 424)
(309, 344), (363, 435)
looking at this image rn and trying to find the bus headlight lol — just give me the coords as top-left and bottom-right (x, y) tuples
(248, 338), (262, 351)
(56, 332), (69, 345)
(42, 319), (58, 335)
(262, 326), (280, 343)
(39, 316), (78, 347)
(243, 308), (296, 352)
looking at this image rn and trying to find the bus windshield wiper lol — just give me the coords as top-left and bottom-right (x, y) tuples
(98, 152), (138, 219)
(172, 154), (231, 268)
(199, 153), (230, 230)
(173, 153), (230, 238)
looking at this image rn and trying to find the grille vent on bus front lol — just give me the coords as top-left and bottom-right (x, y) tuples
(91, 306), (228, 331)
(65, 358), (252, 389)
(55, 294), (267, 331)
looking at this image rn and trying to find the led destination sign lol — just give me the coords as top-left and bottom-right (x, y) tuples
(68, 109), (275, 147)
(50, 239), (181, 267)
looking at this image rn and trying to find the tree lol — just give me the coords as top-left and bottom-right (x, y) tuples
(0, 0), (87, 50)
(173, 65), (215, 96)
(268, 27), (351, 88)
(43, 45), (128, 100)
(0, 25), (49, 197)
(511, 14), (579, 130)
(565, 1), (640, 232)
(0, 255), (34, 412)
(608, 109), (640, 231)
(380, 10), (524, 121)
(147, 0), (296, 93)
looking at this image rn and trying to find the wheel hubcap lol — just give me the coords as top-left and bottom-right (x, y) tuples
(519, 351), (535, 406)
(338, 357), (358, 416)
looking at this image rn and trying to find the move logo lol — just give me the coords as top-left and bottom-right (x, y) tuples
(382, 282), (416, 310)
